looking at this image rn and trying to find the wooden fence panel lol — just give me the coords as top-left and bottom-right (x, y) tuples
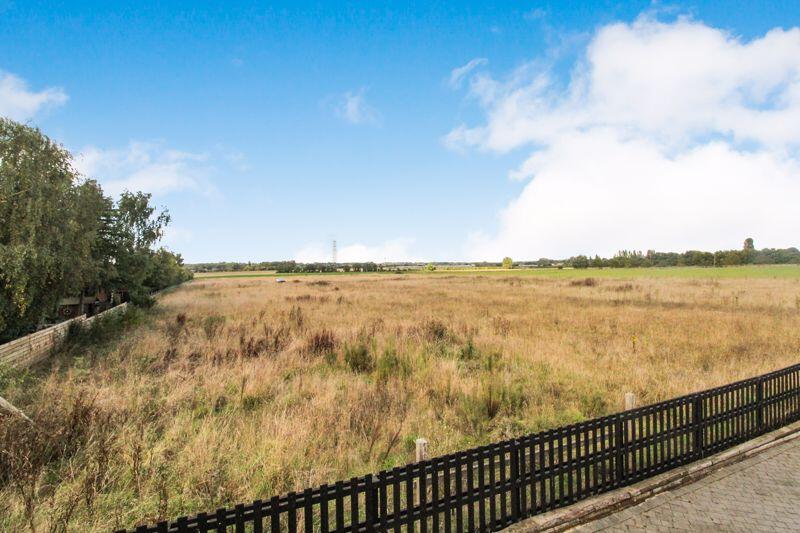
(0, 302), (129, 369)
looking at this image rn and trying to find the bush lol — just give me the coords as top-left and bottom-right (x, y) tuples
(306, 329), (337, 357)
(202, 314), (226, 339)
(376, 346), (411, 380)
(344, 341), (375, 373)
(458, 338), (480, 362)
(421, 319), (450, 343)
(570, 277), (597, 287)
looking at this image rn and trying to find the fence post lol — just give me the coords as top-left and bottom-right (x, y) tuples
(693, 396), (704, 458)
(413, 438), (428, 509)
(756, 377), (765, 431)
(365, 474), (378, 532)
(624, 392), (636, 411)
(510, 439), (521, 521)
(415, 438), (429, 463)
(614, 415), (626, 485)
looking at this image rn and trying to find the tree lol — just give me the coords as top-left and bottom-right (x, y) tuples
(0, 119), (100, 341)
(501, 257), (513, 269)
(0, 118), (191, 341)
(108, 191), (172, 302)
(571, 255), (590, 269)
(743, 237), (755, 251)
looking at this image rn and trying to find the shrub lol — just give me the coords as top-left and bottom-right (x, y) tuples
(458, 338), (480, 362)
(570, 277), (598, 287)
(344, 341), (375, 373)
(458, 372), (528, 433)
(288, 305), (305, 330)
(421, 319), (450, 343)
(202, 314), (226, 339)
(306, 330), (337, 357)
(166, 313), (187, 341)
(376, 346), (411, 380)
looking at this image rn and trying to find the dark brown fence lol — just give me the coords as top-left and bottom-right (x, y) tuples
(120, 363), (800, 532)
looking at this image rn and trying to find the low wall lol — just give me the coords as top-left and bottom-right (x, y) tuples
(0, 302), (129, 369)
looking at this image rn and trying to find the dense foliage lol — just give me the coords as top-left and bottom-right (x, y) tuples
(563, 242), (800, 269)
(190, 260), (380, 273)
(190, 244), (800, 275)
(0, 118), (192, 341)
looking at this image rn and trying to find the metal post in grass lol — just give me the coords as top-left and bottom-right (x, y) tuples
(624, 392), (636, 411)
(416, 438), (429, 462)
(414, 438), (429, 511)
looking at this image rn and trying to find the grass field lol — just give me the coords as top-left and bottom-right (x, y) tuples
(2, 267), (800, 531)
(195, 264), (800, 280)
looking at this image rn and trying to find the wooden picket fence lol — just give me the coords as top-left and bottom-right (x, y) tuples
(120, 362), (800, 532)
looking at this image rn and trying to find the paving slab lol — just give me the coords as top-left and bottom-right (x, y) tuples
(574, 437), (800, 532)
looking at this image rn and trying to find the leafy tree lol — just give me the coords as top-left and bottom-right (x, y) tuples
(107, 191), (172, 302)
(0, 118), (191, 341)
(571, 255), (590, 269)
(501, 257), (513, 269)
(0, 119), (98, 340)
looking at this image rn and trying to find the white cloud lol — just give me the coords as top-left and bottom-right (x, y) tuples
(73, 141), (218, 197)
(0, 70), (67, 121)
(449, 58), (489, 89)
(524, 8), (547, 21)
(294, 238), (417, 263)
(161, 226), (194, 250)
(447, 15), (800, 259)
(335, 88), (381, 125)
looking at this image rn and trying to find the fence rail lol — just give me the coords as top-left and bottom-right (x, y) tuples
(120, 362), (800, 533)
(0, 303), (129, 369)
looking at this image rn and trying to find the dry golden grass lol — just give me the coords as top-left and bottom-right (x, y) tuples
(2, 272), (800, 531)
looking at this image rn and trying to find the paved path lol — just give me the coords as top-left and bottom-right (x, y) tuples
(574, 437), (800, 532)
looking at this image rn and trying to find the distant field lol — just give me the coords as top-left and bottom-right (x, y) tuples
(3, 270), (800, 530)
(441, 265), (800, 279)
(195, 270), (278, 278)
(195, 264), (800, 280)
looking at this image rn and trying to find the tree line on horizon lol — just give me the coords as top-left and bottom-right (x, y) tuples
(0, 118), (192, 343)
(189, 239), (800, 274)
(562, 239), (800, 269)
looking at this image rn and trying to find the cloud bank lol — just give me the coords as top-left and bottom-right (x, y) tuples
(74, 141), (218, 197)
(447, 16), (800, 259)
(0, 70), (67, 121)
(294, 238), (416, 263)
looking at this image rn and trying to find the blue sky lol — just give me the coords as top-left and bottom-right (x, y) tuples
(2, 1), (799, 262)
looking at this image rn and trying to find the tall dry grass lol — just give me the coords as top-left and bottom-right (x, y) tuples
(2, 273), (800, 531)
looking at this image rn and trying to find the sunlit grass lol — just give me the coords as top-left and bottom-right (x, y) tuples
(2, 271), (799, 531)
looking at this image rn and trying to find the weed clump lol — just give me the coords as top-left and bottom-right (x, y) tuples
(288, 305), (305, 330)
(202, 314), (226, 339)
(343, 341), (375, 373)
(458, 337), (480, 362)
(376, 346), (411, 381)
(306, 330), (337, 357)
(421, 319), (451, 343)
(570, 278), (598, 287)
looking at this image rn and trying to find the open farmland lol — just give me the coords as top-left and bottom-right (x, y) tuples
(2, 269), (800, 531)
